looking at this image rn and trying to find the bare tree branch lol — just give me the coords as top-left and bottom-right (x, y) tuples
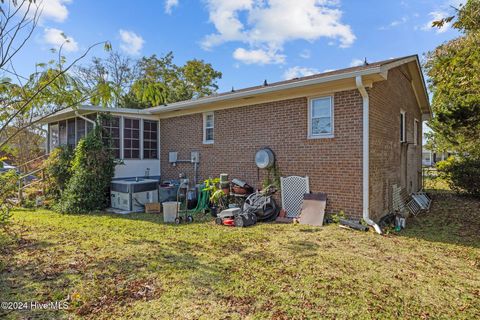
(0, 41), (109, 138)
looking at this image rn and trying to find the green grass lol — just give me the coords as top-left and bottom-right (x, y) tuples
(1, 190), (479, 319)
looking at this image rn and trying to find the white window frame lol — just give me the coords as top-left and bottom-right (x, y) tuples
(308, 96), (334, 139)
(400, 110), (406, 143)
(203, 112), (214, 144)
(414, 118), (419, 146)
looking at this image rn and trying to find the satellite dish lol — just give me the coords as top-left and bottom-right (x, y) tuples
(255, 148), (275, 169)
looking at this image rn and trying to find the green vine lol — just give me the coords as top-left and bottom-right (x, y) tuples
(262, 162), (281, 190)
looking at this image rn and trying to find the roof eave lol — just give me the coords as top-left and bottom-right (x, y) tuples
(148, 65), (386, 114)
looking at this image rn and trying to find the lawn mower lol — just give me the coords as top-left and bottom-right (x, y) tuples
(215, 207), (258, 227)
(215, 185), (279, 227)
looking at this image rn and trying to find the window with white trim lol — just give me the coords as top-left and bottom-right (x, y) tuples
(400, 111), (406, 143)
(414, 119), (419, 146)
(203, 112), (214, 144)
(309, 96), (333, 138)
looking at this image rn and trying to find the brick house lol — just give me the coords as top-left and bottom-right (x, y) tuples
(41, 55), (431, 226)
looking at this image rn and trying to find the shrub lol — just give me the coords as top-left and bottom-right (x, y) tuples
(0, 169), (19, 229)
(44, 145), (75, 200)
(437, 156), (480, 197)
(56, 126), (116, 214)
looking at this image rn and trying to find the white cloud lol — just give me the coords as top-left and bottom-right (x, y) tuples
(233, 47), (285, 65)
(19, 0), (72, 23)
(350, 58), (364, 67)
(42, 27), (78, 52)
(379, 16), (408, 30)
(165, 0), (179, 14)
(422, 11), (451, 33)
(119, 29), (145, 55)
(283, 66), (319, 80)
(299, 49), (311, 59)
(202, 0), (355, 65)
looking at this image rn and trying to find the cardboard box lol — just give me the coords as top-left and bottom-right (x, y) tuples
(145, 202), (161, 214)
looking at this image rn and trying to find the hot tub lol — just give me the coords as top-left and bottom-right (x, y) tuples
(110, 178), (159, 212)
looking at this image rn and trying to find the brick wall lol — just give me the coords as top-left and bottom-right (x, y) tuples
(369, 67), (423, 220)
(160, 90), (364, 218)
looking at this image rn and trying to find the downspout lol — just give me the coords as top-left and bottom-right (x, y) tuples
(355, 76), (382, 234)
(75, 111), (97, 128)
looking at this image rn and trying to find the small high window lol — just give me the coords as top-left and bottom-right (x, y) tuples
(309, 96), (333, 138)
(414, 119), (419, 146)
(203, 112), (214, 144)
(400, 111), (406, 143)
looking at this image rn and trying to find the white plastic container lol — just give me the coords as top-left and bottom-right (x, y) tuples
(162, 201), (180, 223)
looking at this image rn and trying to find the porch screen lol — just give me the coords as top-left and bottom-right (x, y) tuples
(143, 120), (158, 159)
(101, 116), (120, 158)
(124, 118), (140, 159)
(67, 118), (76, 146)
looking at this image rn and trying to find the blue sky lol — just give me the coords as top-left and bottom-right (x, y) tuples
(14, 0), (464, 93)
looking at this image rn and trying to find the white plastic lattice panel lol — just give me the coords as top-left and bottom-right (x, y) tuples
(280, 176), (310, 218)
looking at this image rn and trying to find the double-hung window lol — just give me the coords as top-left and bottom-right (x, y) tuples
(203, 112), (214, 144)
(309, 96), (333, 138)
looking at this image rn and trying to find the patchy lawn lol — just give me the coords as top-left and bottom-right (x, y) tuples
(1, 190), (479, 319)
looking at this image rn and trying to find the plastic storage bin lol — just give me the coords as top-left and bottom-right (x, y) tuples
(162, 201), (180, 223)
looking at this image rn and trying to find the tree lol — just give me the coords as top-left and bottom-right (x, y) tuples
(424, 0), (480, 156)
(128, 52), (222, 108)
(0, 0), (111, 153)
(425, 0), (480, 196)
(75, 51), (138, 107)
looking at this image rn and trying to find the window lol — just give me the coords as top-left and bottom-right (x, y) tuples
(76, 118), (86, 143)
(414, 119), (419, 146)
(143, 120), (158, 159)
(101, 116), (120, 158)
(309, 96), (333, 138)
(203, 112), (214, 144)
(59, 120), (67, 146)
(67, 118), (76, 146)
(400, 111), (406, 143)
(124, 118), (140, 159)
